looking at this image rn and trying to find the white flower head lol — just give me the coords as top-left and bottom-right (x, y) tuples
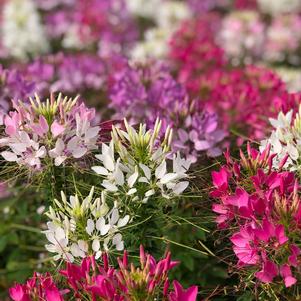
(44, 187), (131, 262)
(1, 0), (49, 60)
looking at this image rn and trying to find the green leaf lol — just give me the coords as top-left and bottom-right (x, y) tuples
(0, 235), (8, 253)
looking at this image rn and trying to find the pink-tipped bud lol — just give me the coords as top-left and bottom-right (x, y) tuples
(279, 153), (289, 171)
(163, 252), (171, 272)
(123, 250), (128, 268)
(140, 245), (146, 268)
(163, 279), (170, 296)
(102, 253), (109, 271)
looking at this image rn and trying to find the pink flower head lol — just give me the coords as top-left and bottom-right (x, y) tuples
(0, 93), (100, 170)
(9, 273), (63, 301)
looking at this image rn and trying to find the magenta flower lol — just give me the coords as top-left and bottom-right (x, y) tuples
(184, 65), (299, 144)
(10, 246), (198, 300)
(9, 273), (63, 301)
(211, 145), (301, 289)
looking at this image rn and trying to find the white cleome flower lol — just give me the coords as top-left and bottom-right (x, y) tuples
(260, 107), (301, 171)
(44, 187), (131, 262)
(257, 0), (301, 15)
(1, 0), (49, 60)
(92, 119), (191, 204)
(44, 222), (74, 262)
(155, 1), (191, 29)
(125, 0), (161, 19)
(129, 1), (191, 61)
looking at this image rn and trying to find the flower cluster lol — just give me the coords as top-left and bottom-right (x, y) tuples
(16, 53), (107, 97)
(1, 0), (49, 60)
(169, 14), (225, 83)
(0, 93), (99, 170)
(92, 119), (191, 207)
(130, 0), (191, 60)
(264, 14), (301, 65)
(217, 11), (265, 64)
(9, 272), (62, 301)
(211, 144), (301, 291)
(188, 65), (298, 144)
(0, 65), (36, 122)
(44, 187), (130, 262)
(217, 11), (301, 65)
(36, 0), (138, 55)
(10, 246), (198, 301)
(109, 60), (227, 160)
(257, 0), (301, 15)
(260, 103), (301, 173)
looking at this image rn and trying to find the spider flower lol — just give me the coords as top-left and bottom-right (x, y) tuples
(0, 93), (99, 170)
(10, 247), (198, 300)
(169, 14), (225, 83)
(92, 119), (191, 208)
(260, 103), (301, 174)
(211, 145), (301, 291)
(1, 0), (49, 60)
(257, 0), (301, 15)
(217, 11), (265, 64)
(129, 1), (191, 60)
(9, 272), (62, 301)
(109, 60), (227, 161)
(190, 66), (298, 144)
(264, 14), (301, 65)
(44, 186), (130, 262)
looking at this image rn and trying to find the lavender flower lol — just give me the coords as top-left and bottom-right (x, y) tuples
(109, 60), (227, 161)
(21, 53), (106, 95)
(0, 65), (36, 124)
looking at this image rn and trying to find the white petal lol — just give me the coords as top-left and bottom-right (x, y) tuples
(96, 217), (105, 231)
(1, 151), (18, 162)
(155, 161), (166, 179)
(92, 166), (109, 176)
(102, 181), (118, 192)
(172, 181), (189, 195)
(139, 163), (151, 180)
(112, 233), (122, 245)
(127, 188), (137, 195)
(116, 241), (124, 251)
(78, 240), (88, 252)
(86, 126), (99, 139)
(114, 167), (125, 186)
(95, 250), (102, 259)
(110, 209), (119, 225)
(160, 173), (178, 184)
(117, 215), (130, 227)
(86, 219), (95, 235)
(145, 189), (155, 197)
(127, 170), (139, 188)
(55, 227), (66, 241)
(92, 239), (100, 252)
(100, 224), (111, 236)
(103, 153), (115, 172)
(45, 244), (57, 253)
(72, 146), (87, 158)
